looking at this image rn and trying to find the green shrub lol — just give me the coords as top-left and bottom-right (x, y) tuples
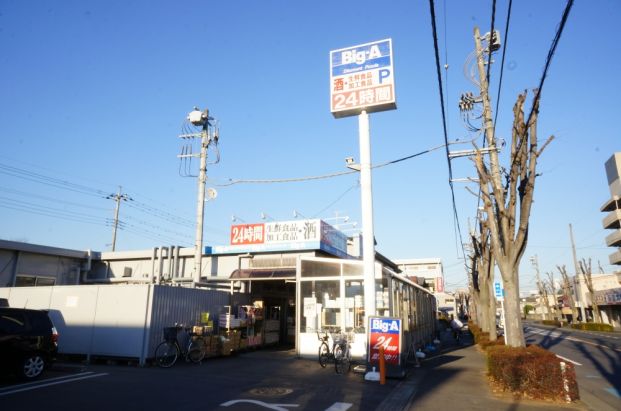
(570, 322), (614, 332)
(541, 319), (562, 327)
(487, 345), (579, 402)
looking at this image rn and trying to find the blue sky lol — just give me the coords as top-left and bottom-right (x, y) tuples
(1, 0), (619, 293)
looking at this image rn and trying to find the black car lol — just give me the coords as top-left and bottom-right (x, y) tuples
(0, 307), (58, 379)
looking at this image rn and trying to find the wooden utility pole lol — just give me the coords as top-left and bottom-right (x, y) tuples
(473, 27), (511, 344)
(471, 26), (553, 347)
(530, 255), (546, 320)
(107, 186), (130, 252)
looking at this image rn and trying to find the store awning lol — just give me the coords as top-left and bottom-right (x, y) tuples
(229, 268), (296, 280)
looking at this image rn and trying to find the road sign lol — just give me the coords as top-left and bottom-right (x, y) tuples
(494, 282), (503, 298)
(330, 39), (396, 118)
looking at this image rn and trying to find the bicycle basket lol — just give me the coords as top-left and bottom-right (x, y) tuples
(163, 327), (178, 342)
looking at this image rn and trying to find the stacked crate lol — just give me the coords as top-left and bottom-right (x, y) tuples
(203, 335), (219, 358)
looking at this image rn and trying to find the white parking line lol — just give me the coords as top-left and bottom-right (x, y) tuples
(0, 372), (94, 391)
(325, 403), (353, 411)
(221, 399), (299, 410)
(0, 372), (109, 396)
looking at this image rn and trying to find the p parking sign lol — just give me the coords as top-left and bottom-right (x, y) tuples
(330, 39), (396, 118)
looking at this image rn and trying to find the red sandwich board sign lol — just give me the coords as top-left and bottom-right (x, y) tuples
(367, 316), (404, 377)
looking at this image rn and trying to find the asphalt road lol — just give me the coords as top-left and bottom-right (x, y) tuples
(523, 322), (621, 411)
(0, 348), (399, 411)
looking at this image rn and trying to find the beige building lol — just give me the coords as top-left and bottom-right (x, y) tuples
(574, 273), (621, 328)
(394, 258), (445, 293)
(602, 152), (621, 265)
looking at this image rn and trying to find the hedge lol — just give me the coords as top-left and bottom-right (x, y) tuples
(570, 322), (614, 332)
(541, 320), (563, 327)
(487, 345), (579, 402)
(468, 322), (504, 348)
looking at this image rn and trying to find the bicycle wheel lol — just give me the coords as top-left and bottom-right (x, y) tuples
(318, 342), (330, 368)
(187, 338), (206, 364)
(334, 344), (350, 374)
(154, 341), (178, 368)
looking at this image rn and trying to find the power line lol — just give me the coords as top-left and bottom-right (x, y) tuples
(428, 0), (466, 261)
(0, 185), (110, 211)
(493, 0), (513, 128)
(311, 182), (360, 219)
(0, 161), (207, 234)
(525, 0), (574, 130)
(0, 163), (107, 198)
(485, 0), (497, 85)
(209, 141), (454, 186)
(505, 0), (574, 189)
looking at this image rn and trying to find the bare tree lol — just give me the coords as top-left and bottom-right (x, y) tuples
(546, 271), (560, 320)
(557, 265), (579, 322)
(536, 279), (552, 320)
(468, 247), (481, 326)
(455, 290), (470, 319)
(473, 91), (553, 347)
(470, 217), (498, 340)
(579, 258), (601, 323)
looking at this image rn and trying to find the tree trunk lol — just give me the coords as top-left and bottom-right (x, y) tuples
(500, 265), (525, 347)
(591, 293), (601, 323)
(487, 277), (498, 341)
(479, 278), (491, 333)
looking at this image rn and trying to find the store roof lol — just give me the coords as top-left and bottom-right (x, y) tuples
(229, 268), (296, 280)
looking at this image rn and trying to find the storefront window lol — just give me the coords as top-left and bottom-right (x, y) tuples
(376, 277), (389, 316)
(345, 280), (364, 332)
(301, 259), (340, 277)
(300, 280), (340, 332)
(392, 278), (401, 318)
(343, 263), (364, 276)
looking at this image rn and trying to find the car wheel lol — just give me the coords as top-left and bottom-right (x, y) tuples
(20, 354), (46, 379)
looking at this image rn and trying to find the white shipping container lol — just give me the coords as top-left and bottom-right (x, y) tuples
(0, 284), (230, 365)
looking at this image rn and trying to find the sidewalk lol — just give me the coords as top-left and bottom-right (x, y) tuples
(379, 330), (587, 411)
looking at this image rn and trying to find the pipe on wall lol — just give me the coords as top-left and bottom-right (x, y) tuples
(174, 245), (180, 278)
(157, 247), (166, 284)
(150, 247), (158, 283)
(168, 246), (175, 281)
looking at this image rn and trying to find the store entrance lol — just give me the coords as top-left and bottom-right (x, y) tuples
(248, 280), (296, 348)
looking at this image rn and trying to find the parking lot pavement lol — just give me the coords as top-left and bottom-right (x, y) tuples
(0, 348), (404, 411)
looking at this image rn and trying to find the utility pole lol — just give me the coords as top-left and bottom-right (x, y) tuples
(530, 255), (545, 320)
(569, 223), (586, 321)
(473, 26), (511, 342)
(179, 107), (219, 286)
(107, 186), (130, 251)
(473, 27), (500, 180)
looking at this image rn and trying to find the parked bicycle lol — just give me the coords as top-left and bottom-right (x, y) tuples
(317, 329), (335, 368)
(154, 324), (205, 368)
(333, 331), (353, 374)
(317, 329), (352, 374)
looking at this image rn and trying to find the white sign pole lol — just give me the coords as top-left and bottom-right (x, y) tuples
(359, 110), (376, 329)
